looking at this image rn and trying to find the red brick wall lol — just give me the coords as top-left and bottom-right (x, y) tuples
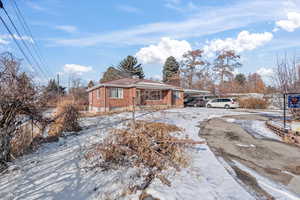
(107, 87), (134, 108)
(89, 87), (183, 111)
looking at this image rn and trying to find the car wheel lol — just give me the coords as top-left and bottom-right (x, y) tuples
(207, 104), (212, 108)
(224, 105), (230, 109)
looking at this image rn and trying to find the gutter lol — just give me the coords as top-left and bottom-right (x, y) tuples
(87, 84), (183, 92)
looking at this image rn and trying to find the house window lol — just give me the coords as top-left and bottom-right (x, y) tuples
(173, 91), (180, 99)
(96, 89), (100, 99)
(109, 88), (123, 98)
(145, 90), (162, 100)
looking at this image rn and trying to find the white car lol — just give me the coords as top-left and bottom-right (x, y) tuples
(206, 98), (239, 109)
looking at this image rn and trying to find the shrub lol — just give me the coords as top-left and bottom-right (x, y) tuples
(238, 97), (269, 109)
(290, 109), (300, 121)
(49, 100), (81, 137)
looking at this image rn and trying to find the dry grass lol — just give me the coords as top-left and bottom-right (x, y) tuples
(238, 98), (269, 109)
(85, 120), (189, 171)
(10, 121), (42, 158)
(49, 100), (81, 137)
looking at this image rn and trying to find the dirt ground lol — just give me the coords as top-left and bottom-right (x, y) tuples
(200, 114), (300, 199)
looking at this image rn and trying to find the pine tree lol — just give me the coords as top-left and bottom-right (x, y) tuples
(235, 73), (246, 85)
(87, 80), (95, 88)
(100, 66), (131, 83)
(118, 56), (145, 79)
(163, 56), (180, 82)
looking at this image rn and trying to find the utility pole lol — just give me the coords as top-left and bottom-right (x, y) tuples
(57, 73), (60, 102)
(57, 73), (60, 92)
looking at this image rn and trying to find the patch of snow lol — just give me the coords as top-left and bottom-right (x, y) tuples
(233, 160), (300, 200)
(225, 118), (236, 123)
(250, 120), (282, 141)
(236, 144), (256, 148)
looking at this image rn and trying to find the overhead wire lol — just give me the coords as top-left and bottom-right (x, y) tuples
(10, 0), (53, 78)
(0, 14), (37, 73)
(1, 6), (49, 79)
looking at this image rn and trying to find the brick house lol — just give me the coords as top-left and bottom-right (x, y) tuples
(87, 78), (184, 112)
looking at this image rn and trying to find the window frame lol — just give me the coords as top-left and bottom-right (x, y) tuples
(109, 88), (124, 99)
(145, 90), (162, 101)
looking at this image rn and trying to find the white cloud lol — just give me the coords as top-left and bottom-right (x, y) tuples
(0, 34), (33, 43)
(135, 37), (192, 64)
(164, 0), (197, 12)
(0, 38), (9, 45)
(26, 1), (45, 11)
(51, 0), (286, 47)
(63, 64), (93, 75)
(257, 67), (274, 77)
(203, 31), (273, 57)
(116, 5), (141, 14)
(152, 74), (162, 81)
(275, 12), (300, 32)
(55, 25), (78, 33)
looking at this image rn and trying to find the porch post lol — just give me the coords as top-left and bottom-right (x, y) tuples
(167, 90), (172, 106)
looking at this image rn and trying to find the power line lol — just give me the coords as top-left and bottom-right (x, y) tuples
(1, 6), (49, 79)
(0, 14), (36, 71)
(10, 0), (53, 78)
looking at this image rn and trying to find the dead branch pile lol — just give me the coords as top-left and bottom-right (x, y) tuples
(86, 121), (190, 171)
(84, 120), (206, 196)
(49, 100), (81, 137)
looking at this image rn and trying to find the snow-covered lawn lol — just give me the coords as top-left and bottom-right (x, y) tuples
(1, 108), (257, 200)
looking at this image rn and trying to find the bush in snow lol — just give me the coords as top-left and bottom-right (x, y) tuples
(49, 100), (81, 137)
(238, 98), (269, 109)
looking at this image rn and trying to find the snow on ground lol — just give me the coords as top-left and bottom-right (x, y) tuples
(250, 120), (282, 141)
(0, 108), (259, 200)
(225, 118), (282, 141)
(233, 161), (300, 200)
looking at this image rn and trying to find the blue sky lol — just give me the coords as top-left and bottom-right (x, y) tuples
(0, 0), (300, 86)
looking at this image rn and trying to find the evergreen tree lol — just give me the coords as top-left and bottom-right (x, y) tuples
(235, 73), (246, 85)
(87, 80), (95, 88)
(118, 56), (144, 79)
(163, 56), (180, 82)
(44, 79), (65, 96)
(100, 66), (131, 83)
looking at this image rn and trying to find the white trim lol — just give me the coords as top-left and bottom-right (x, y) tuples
(109, 88), (123, 99)
(87, 81), (183, 92)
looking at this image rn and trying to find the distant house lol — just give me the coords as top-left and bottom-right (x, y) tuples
(87, 78), (184, 112)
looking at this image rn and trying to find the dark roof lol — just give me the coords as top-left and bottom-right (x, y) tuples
(100, 78), (173, 86)
(87, 78), (182, 91)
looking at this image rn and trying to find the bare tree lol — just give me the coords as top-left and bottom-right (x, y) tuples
(0, 52), (44, 170)
(273, 54), (300, 93)
(181, 50), (208, 89)
(273, 54), (300, 119)
(213, 50), (241, 94)
(68, 76), (88, 110)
